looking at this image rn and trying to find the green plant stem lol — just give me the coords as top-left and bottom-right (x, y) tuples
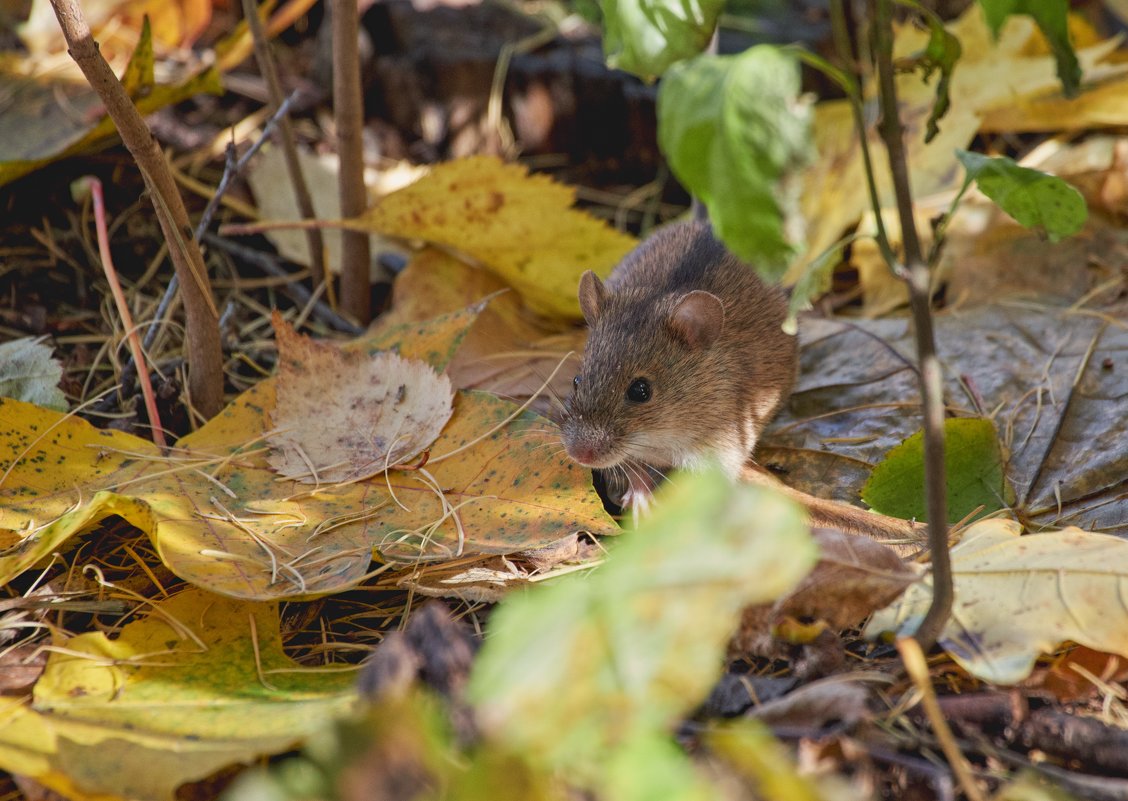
(871, 0), (952, 650)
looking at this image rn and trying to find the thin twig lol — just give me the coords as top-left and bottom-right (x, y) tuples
(49, 0), (224, 417)
(898, 638), (988, 801)
(871, 0), (951, 650)
(242, 0), (326, 286)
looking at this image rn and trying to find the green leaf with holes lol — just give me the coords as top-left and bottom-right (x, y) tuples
(601, 0), (725, 81)
(956, 150), (1087, 242)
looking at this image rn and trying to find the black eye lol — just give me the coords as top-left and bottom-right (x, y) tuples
(573, 375), (581, 389)
(626, 378), (651, 403)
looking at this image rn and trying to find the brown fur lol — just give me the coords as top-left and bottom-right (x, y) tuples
(561, 220), (797, 477)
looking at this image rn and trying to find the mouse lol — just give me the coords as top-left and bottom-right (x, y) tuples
(560, 219), (798, 508)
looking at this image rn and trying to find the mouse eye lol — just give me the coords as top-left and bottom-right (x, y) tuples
(573, 375), (581, 389)
(626, 378), (651, 403)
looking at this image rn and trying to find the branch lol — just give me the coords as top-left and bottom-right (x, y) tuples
(333, 0), (372, 324)
(49, 0), (224, 418)
(871, 0), (952, 650)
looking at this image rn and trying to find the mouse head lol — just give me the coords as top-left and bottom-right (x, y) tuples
(560, 270), (726, 471)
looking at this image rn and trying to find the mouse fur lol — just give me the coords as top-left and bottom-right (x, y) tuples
(560, 220), (797, 486)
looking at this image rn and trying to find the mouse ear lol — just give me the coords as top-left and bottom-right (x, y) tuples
(668, 290), (724, 349)
(578, 271), (606, 325)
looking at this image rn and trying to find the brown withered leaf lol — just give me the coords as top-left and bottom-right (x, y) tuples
(267, 312), (454, 484)
(731, 529), (917, 658)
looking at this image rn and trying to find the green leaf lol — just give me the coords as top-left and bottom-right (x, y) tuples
(602, 0), (725, 80)
(468, 469), (815, 783)
(912, 12), (962, 143)
(658, 47), (811, 277)
(956, 149), (1087, 242)
(977, 0), (1081, 97)
(862, 417), (1010, 525)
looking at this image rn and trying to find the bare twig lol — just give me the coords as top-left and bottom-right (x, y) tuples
(49, 0), (224, 418)
(871, 0), (952, 650)
(118, 91), (303, 403)
(242, 0), (327, 287)
(898, 638), (988, 801)
(332, 0), (371, 324)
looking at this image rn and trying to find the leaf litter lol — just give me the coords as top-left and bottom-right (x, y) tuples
(2, 6), (1128, 798)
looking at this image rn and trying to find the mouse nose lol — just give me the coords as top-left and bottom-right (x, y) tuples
(567, 443), (600, 465)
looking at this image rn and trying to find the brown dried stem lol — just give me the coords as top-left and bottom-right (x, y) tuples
(332, 0), (372, 324)
(49, 0), (224, 418)
(241, 0), (327, 288)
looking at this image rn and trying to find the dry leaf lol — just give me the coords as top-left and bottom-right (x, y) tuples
(372, 248), (585, 408)
(867, 519), (1128, 684)
(0, 588), (354, 801)
(731, 529), (917, 658)
(267, 312), (454, 484)
(352, 156), (637, 318)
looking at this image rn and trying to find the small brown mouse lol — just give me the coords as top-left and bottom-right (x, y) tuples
(560, 219), (797, 505)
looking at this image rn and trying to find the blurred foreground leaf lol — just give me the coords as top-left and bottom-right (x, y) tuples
(469, 469), (815, 796)
(602, 0), (724, 80)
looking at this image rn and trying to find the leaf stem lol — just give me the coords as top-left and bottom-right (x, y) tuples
(871, 0), (951, 650)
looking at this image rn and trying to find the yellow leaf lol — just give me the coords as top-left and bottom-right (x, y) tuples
(792, 4), (1128, 293)
(867, 519), (1128, 684)
(352, 156), (637, 319)
(0, 54), (223, 188)
(0, 588), (355, 801)
(0, 304), (614, 601)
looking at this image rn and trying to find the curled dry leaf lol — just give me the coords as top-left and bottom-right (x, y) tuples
(267, 312), (454, 484)
(731, 529), (917, 659)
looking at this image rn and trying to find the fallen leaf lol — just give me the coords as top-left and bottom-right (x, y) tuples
(469, 469), (816, 769)
(351, 156), (638, 318)
(0, 337), (66, 411)
(761, 304), (1128, 532)
(0, 20), (222, 187)
(862, 417), (1010, 525)
(1037, 646), (1128, 703)
(731, 529), (917, 658)
(0, 588), (355, 801)
(0, 304), (614, 601)
(267, 313), (454, 484)
(372, 248), (584, 408)
(792, 3), (1128, 294)
(867, 519), (1128, 684)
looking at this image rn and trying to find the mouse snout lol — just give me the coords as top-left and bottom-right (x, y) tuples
(560, 420), (619, 469)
